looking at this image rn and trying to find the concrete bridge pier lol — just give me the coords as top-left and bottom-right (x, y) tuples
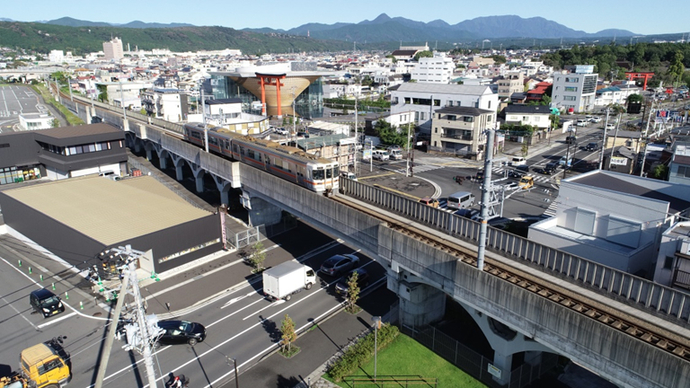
(194, 169), (205, 193)
(459, 301), (551, 386)
(172, 156), (185, 181)
(241, 190), (282, 227)
(390, 269), (446, 327)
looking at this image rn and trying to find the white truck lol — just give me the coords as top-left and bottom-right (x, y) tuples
(262, 260), (316, 301)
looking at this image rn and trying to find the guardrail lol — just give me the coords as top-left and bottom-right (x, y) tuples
(341, 178), (690, 323)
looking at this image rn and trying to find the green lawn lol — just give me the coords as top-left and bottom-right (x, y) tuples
(327, 334), (486, 388)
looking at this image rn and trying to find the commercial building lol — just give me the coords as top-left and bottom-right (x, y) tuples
(0, 175), (221, 274)
(390, 83), (498, 132)
(0, 123), (127, 184)
(103, 37), (124, 61)
(210, 62), (328, 118)
(410, 52), (455, 84)
(551, 65), (598, 113)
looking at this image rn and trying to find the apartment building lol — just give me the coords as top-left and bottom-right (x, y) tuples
(551, 65), (598, 113)
(430, 106), (495, 160)
(390, 83), (498, 132)
(103, 37), (124, 61)
(496, 72), (524, 98)
(141, 88), (188, 122)
(410, 52), (455, 84)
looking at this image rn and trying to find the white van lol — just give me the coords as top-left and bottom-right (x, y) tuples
(510, 157), (526, 166)
(372, 150), (390, 161)
(388, 147), (403, 160)
(447, 191), (475, 210)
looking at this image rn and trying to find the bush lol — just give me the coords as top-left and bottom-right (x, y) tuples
(327, 324), (399, 382)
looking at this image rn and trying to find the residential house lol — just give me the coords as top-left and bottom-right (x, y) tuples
(668, 142), (690, 185)
(529, 170), (690, 278)
(503, 105), (552, 130)
(654, 221), (690, 292)
(141, 88), (188, 123)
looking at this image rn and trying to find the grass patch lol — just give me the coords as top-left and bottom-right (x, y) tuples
(30, 84), (84, 126)
(327, 334), (486, 388)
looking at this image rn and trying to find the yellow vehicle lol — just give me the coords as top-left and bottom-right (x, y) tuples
(18, 337), (71, 388)
(518, 176), (534, 190)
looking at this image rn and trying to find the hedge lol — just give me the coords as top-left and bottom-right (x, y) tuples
(327, 323), (399, 382)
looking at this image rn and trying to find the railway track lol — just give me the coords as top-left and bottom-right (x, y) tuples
(332, 195), (690, 362)
(64, 89), (690, 362)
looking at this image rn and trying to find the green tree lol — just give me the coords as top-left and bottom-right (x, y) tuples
(374, 119), (407, 147)
(280, 314), (298, 355)
(248, 241), (266, 272)
(668, 51), (685, 86)
(627, 94), (644, 104)
(385, 54), (397, 63)
(413, 51), (433, 61)
(521, 143), (529, 157)
(549, 114), (560, 130)
(650, 164), (668, 180)
(97, 84), (108, 103)
(52, 118), (60, 128)
(490, 55), (507, 64)
(345, 271), (361, 314)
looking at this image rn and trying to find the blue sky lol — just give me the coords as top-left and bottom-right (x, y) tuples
(3, 0), (687, 35)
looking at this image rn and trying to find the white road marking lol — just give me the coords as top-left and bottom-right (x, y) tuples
(36, 311), (77, 329)
(210, 297), (265, 327)
(220, 290), (254, 309)
(1, 294), (38, 330)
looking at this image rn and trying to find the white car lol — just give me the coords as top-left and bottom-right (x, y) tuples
(576, 119), (588, 127)
(605, 123), (615, 130)
(273, 127), (289, 135)
(590, 116), (602, 123)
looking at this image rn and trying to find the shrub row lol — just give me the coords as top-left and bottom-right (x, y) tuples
(327, 323), (399, 382)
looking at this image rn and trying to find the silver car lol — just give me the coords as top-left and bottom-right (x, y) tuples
(320, 254), (360, 277)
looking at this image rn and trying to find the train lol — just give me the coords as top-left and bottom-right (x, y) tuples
(183, 123), (339, 194)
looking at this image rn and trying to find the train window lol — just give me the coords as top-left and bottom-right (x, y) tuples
(233, 144), (239, 153)
(313, 169), (325, 180)
(247, 149), (256, 159)
(210, 137), (218, 145)
(326, 168), (332, 179)
(334, 165), (339, 176)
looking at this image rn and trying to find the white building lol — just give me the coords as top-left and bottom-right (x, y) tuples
(529, 170), (690, 277)
(188, 98), (269, 135)
(19, 113), (54, 131)
(551, 65), (598, 113)
(654, 222), (690, 291)
(410, 52), (455, 84)
(390, 83), (498, 132)
(103, 37), (124, 61)
(48, 50), (64, 63)
(503, 105), (552, 130)
(141, 88), (188, 123)
(594, 84), (642, 106)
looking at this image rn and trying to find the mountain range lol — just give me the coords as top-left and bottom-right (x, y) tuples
(31, 14), (636, 42)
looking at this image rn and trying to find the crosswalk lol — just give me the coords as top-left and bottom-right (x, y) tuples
(543, 199), (558, 217)
(392, 163), (444, 175)
(0, 111), (10, 117)
(491, 167), (552, 184)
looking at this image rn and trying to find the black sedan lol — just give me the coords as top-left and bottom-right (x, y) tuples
(334, 268), (370, 297)
(320, 254), (360, 277)
(157, 320), (207, 346)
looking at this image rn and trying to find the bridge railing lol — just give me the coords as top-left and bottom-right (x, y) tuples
(341, 178), (690, 323)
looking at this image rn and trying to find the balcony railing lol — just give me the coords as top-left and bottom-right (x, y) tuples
(441, 132), (473, 141)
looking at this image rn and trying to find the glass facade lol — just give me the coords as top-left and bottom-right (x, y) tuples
(0, 166), (41, 185)
(211, 75), (325, 119)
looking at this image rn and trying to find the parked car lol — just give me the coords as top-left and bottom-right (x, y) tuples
(334, 268), (370, 297)
(419, 197), (440, 208)
(157, 320), (207, 346)
(273, 127), (289, 135)
(320, 254), (360, 277)
(576, 119), (588, 127)
(29, 288), (65, 318)
(590, 116), (602, 123)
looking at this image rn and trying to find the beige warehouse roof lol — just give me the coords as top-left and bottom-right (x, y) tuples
(3, 175), (212, 245)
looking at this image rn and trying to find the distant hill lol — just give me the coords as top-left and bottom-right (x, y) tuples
(266, 13), (637, 42)
(44, 17), (193, 29)
(0, 22), (356, 54)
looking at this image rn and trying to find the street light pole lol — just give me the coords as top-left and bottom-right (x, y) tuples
(227, 357), (239, 388)
(371, 316), (381, 383)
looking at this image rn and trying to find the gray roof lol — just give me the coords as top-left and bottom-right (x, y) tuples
(2, 175), (211, 245)
(436, 106), (492, 116)
(394, 82), (492, 96)
(572, 172), (690, 214)
(206, 98), (241, 105)
(504, 105), (552, 114)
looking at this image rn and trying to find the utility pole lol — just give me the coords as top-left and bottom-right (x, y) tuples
(406, 123), (412, 177)
(354, 79), (359, 175)
(477, 128), (494, 271)
(639, 100), (656, 176)
(598, 109), (610, 170)
(94, 245), (158, 388)
(607, 112), (623, 170)
(201, 86), (209, 153)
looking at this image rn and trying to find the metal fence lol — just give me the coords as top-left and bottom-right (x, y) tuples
(400, 324), (559, 388)
(341, 178), (690, 323)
